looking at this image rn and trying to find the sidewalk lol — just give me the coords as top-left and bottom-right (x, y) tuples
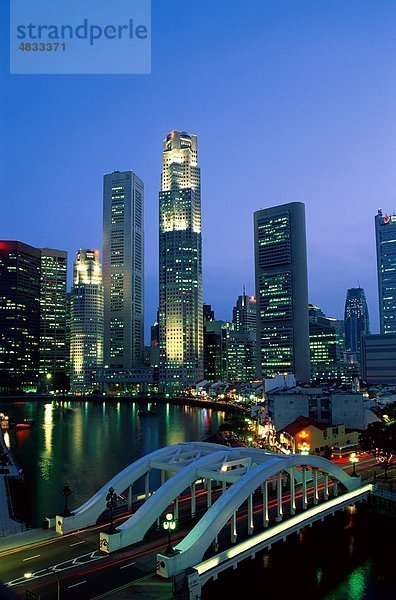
(0, 525), (58, 554)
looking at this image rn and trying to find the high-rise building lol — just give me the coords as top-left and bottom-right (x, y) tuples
(254, 202), (310, 382)
(203, 303), (215, 326)
(159, 130), (203, 390)
(227, 330), (257, 382)
(344, 287), (370, 364)
(103, 170), (144, 370)
(309, 304), (345, 382)
(375, 209), (396, 334)
(203, 320), (230, 382)
(361, 333), (396, 385)
(70, 249), (104, 393)
(232, 290), (256, 332)
(0, 241), (41, 392)
(39, 248), (68, 388)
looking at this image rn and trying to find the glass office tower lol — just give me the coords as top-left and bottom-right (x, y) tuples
(103, 171), (144, 369)
(375, 209), (396, 334)
(254, 202), (310, 383)
(70, 249), (104, 393)
(159, 130), (203, 390)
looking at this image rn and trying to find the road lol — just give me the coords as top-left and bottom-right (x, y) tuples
(0, 454), (380, 599)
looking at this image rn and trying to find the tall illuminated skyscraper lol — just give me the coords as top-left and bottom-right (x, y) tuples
(103, 171), (144, 370)
(254, 202), (310, 383)
(0, 241), (41, 392)
(70, 249), (104, 393)
(159, 130), (203, 389)
(375, 209), (396, 334)
(39, 248), (67, 387)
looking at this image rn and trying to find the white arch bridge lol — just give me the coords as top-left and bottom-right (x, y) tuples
(52, 442), (371, 592)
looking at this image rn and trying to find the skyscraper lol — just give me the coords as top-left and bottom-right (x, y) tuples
(0, 241), (41, 392)
(232, 290), (257, 332)
(254, 202), (310, 382)
(375, 209), (396, 334)
(39, 248), (68, 388)
(103, 170), (144, 370)
(344, 287), (370, 364)
(70, 249), (104, 393)
(309, 304), (345, 382)
(159, 130), (203, 389)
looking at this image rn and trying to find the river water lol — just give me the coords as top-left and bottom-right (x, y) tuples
(1, 399), (394, 599)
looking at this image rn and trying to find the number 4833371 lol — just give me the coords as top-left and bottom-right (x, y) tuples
(18, 42), (66, 51)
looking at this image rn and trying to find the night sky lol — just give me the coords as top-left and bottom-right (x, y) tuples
(2, 0), (396, 340)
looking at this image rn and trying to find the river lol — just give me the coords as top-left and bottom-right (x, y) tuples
(0, 398), (394, 599)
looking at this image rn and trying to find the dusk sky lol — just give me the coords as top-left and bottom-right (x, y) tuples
(2, 0), (396, 340)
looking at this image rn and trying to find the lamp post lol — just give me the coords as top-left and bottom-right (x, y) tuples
(46, 372), (52, 393)
(106, 486), (118, 533)
(162, 512), (176, 555)
(349, 452), (359, 477)
(25, 571), (60, 600)
(61, 483), (72, 517)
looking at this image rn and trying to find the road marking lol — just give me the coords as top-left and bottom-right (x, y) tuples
(70, 540), (85, 546)
(22, 554), (40, 561)
(68, 580), (87, 589)
(119, 561), (136, 569)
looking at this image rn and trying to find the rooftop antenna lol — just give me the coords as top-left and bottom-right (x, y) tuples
(357, 279), (361, 288)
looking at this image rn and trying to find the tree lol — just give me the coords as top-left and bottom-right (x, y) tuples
(360, 421), (396, 478)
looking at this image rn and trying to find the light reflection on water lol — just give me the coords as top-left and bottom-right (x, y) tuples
(0, 399), (224, 524)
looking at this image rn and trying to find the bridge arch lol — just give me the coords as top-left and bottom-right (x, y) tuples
(54, 442), (227, 534)
(160, 454), (362, 573)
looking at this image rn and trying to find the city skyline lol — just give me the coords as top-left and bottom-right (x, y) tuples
(2, 1), (396, 338)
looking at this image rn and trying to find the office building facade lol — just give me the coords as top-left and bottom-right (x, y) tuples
(375, 209), (396, 334)
(39, 248), (68, 388)
(103, 170), (144, 370)
(0, 241), (41, 392)
(344, 287), (370, 364)
(254, 202), (310, 382)
(361, 333), (396, 385)
(309, 304), (345, 382)
(159, 130), (203, 389)
(70, 249), (104, 393)
(232, 290), (256, 332)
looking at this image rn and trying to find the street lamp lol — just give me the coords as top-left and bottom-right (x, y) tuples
(61, 483), (72, 517)
(25, 571), (61, 600)
(106, 486), (118, 533)
(162, 512), (176, 556)
(349, 452), (359, 477)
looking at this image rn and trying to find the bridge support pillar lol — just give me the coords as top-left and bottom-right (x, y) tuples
(290, 467), (296, 515)
(207, 479), (212, 509)
(161, 469), (166, 486)
(145, 471), (150, 500)
(191, 482), (196, 518)
(313, 468), (319, 505)
(248, 494), (254, 534)
(333, 480), (338, 497)
(213, 536), (219, 552)
(272, 476), (276, 491)
(127, 485), (133, 511)
(324, 473), (329, 500)
(222, 480), (227, 494)
(231, 512), (237, 543)
(262, 481), (269, 527)
(276, 472), (283, 522)
(302, 466), (308, 509)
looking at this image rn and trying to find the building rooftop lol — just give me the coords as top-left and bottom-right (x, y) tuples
(282, 415), (328, 436)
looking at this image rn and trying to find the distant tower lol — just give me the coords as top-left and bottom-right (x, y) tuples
(344, 287), (370, 364)
(103, 170), (144, 370)
(375, 209), (396, 334)
(39, 248), (68, 387)
(70, 249), (104, 393)
(232, 289), (256, 332)
(254, 202), (310, 382)
(159, 130), (203, 390)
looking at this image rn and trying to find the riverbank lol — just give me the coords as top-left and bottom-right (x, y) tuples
(0, 394), (245, 413)
(0, 430), (25, 537)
